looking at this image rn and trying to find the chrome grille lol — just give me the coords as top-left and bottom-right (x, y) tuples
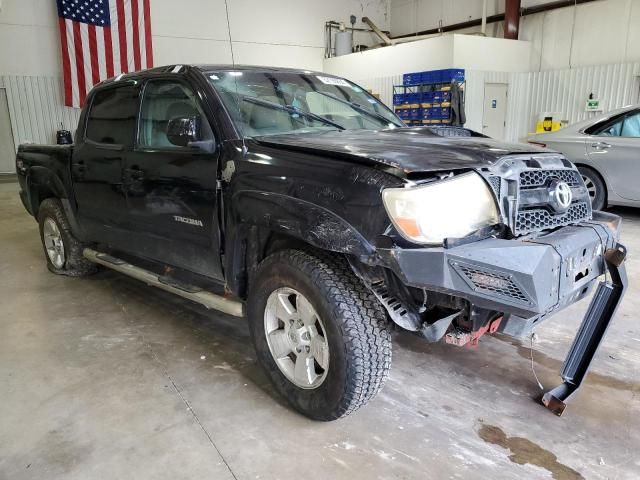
(487, 176), (501, 197)
(515, 202), (589, 234)
(519, 169), (581, 189)
(457, 264), (529, 303)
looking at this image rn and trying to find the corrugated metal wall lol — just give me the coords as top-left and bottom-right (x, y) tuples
(2, 75), (81, 150)
(356, 63), (640, 143)
(505, 62), (640, 142)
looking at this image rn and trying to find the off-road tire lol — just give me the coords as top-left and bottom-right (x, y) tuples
(37, 198), (97, 277)
(578, 166), (606, 211)
(247, 249), (392, 421)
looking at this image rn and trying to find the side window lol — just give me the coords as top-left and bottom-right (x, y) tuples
(620, 112), (640, 137)
(597, 118), (623, 137)
(138, 80), (213, 148)
(85, 85), (138, 145)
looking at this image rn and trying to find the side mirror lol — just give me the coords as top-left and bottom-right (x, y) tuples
(167, 116), (199, 147)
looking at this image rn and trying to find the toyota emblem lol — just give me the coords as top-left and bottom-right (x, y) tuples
(551, 180), (573, 211)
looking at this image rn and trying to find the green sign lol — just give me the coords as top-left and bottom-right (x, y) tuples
(586, 99), (601, 112)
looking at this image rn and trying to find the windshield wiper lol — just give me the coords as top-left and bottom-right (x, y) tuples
(242, 96), (345, 131)
(311, 90), (403, 128)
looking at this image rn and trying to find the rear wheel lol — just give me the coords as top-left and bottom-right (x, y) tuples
(578, 166), (606, 210)
(37, 199), (97, 277)
(248, 249), (391, 421)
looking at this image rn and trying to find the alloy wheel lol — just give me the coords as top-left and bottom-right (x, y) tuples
(43, 218), (65, 269)
(264, 287), (329, 389)
(582, 174), (597, 202)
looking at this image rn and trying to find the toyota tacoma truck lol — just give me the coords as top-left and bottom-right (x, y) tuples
(16, 65), (627, 420)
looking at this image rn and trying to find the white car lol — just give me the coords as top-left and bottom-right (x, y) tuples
(529, 105), (640, 210)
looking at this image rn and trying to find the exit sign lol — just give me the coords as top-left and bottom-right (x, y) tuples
(586, 99), (602, 112)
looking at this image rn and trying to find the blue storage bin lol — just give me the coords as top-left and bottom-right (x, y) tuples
(437, 107), (451, 119)
(442, 68), (465, 82)
(403, 73), (421, 85)
(409, 108), (421, 120)
(393, 93), (406, 105)
(406, 92), (421, 103)
(422, 91), (434, 103)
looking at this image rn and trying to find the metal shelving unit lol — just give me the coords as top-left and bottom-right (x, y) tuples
(393, 69), (465, 127)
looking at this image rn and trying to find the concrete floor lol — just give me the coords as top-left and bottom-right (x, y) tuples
(0, 181), (639, 480)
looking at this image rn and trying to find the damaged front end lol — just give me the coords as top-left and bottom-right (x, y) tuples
(355, 154), (628, 415)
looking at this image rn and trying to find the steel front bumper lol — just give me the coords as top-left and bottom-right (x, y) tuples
(378, 218), (620, 321)
(377, 212), (627, 415)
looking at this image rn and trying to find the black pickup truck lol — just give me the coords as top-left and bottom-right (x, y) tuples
(16, 65), (627, 420)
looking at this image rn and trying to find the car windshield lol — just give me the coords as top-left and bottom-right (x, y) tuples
(206, 70), (403, 137)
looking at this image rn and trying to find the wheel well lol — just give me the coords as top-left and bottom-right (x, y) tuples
(262, 231), (310, 259)
(231, 228), (337, 300)
(575, 163), (608, 202)
(31, 185), (57, 218)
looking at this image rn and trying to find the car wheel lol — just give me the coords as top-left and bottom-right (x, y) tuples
(247, 249), (391, 421)
(37, 198), (98, 277)
(578, 166), (606, 211)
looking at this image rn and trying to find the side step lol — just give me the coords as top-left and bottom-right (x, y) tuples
(83, 248), (245, 317)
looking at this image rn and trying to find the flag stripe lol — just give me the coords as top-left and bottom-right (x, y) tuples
(124, 0), (134, 71)
(80, 23), (92, 104)
(58, 17), (72, 107)
(103, 27), (114, 78)
(96, 26), (107, 80)
(143, 0), (153, 67)
(66, 19), (80, 108)
(72, 21), (86, 107)
(116, 0), (128, 74)
(88, 25), (100, 86)
(131, 0), (141, 70)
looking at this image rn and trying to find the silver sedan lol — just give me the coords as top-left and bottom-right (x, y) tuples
(528, 105), (640, 210)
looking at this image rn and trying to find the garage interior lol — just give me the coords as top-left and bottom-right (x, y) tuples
(1, 0), (640, 479)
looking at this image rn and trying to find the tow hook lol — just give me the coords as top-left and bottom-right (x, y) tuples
(542, 244), (627, 416)
(445, 316), (504, 348)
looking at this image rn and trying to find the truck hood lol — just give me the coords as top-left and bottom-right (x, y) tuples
(253, 127), (547, 174)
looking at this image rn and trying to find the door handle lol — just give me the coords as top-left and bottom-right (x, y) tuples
(123, 167), (144, 181)
(72, 161), (85, 178)
(591, 142), (611, 150)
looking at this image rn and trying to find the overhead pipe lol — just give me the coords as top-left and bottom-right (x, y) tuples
(504, 0), (521, 40)
(391, 0), (597, 40)
(481, 0), (488, 36)
(361, 16), (394, 45)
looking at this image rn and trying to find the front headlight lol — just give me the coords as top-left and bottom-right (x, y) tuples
(382, 172), (500, 244)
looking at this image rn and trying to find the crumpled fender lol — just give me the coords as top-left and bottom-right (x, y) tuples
(231, 190), (375, 257)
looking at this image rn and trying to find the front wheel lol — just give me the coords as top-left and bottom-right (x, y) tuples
(247, 249), (391, 421)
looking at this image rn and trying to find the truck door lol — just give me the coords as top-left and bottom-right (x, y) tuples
(123, 78), (223, 280)
(72, 83), (138, 244)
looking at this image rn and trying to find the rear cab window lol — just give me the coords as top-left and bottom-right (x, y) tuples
(85, 85), (139, 145)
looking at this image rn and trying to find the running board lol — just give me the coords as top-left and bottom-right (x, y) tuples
(82, 248), (244, 317)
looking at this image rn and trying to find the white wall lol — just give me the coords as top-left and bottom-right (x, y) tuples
(323, 34), (530, 80)
(0, 0), (391, 76)
(389, 0), (640, 71)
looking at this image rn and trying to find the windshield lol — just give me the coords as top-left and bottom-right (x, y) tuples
(206, 70), (403, 137)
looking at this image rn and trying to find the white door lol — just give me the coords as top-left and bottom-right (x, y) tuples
(482, 83), (508, 140)
(0, 89), (16, 173)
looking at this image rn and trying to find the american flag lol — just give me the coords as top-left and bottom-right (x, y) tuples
(56, 0), (153, 108)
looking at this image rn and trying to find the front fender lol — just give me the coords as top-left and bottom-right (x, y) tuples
(232, 190), (375, 257)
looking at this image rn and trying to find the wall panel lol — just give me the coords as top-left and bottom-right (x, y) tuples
(505, 62), (640, 142)
(2, 75), (81, 150)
